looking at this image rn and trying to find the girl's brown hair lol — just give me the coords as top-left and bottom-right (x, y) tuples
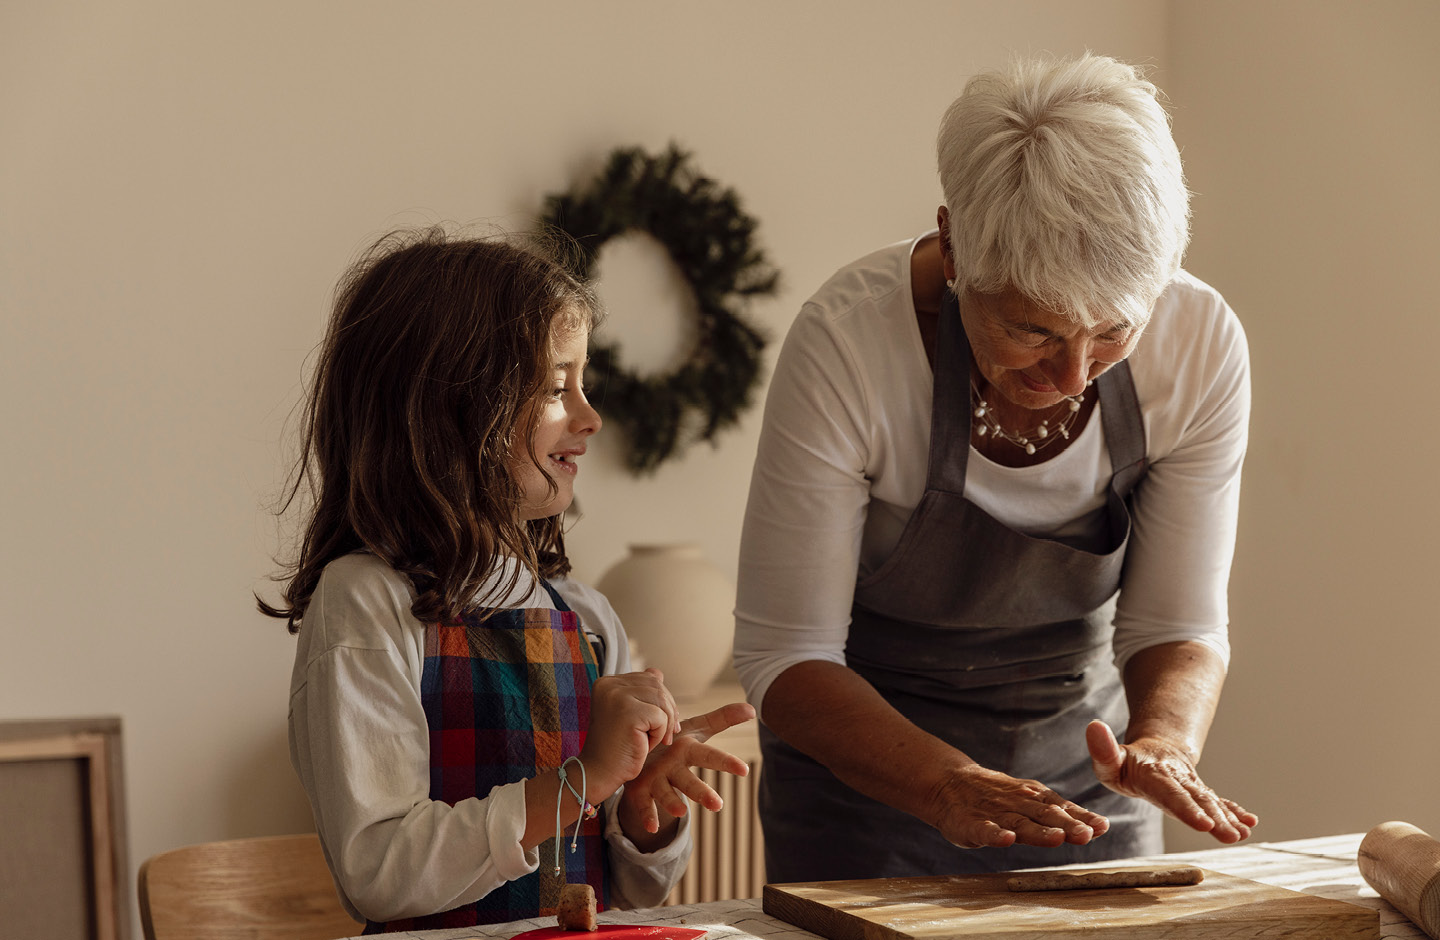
(259, 227), (597, 631)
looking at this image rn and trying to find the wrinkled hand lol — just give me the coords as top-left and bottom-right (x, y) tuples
(619, 702), (756, 835)
(579, 668), (680, 801)
(1086, 719), (1257, 843)
(933, 762), (1110, 849)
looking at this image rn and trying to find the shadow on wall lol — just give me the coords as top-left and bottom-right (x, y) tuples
(224, 726), (318, 837)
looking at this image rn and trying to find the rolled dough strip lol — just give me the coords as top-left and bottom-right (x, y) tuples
(556, 883), (597, 931)
(1006, 866), (1204, 892)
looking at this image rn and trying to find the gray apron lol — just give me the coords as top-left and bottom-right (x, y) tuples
(758, 290), (1162, 882)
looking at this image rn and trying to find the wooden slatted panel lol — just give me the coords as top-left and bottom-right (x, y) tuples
(667, 758), (764, 904)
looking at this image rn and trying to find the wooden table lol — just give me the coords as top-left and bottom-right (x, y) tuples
(339, 833), (1428, 940)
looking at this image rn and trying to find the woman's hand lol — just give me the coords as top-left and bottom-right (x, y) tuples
(617, 702), (756, 847)
(578, 668), (681, 801)
(1086, 719), (1258, 843)
(931, 762), (1110, 849)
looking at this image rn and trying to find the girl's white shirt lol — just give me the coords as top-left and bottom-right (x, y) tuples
(288, 552), (690, 924)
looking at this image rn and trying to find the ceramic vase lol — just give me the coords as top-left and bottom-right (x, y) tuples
(595, 543), (734, 701)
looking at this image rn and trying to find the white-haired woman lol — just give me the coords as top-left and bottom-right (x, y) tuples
(734, 53), (1258, 880)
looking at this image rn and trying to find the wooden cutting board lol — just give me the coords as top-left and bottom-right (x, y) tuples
(762, 868), (1378, 939)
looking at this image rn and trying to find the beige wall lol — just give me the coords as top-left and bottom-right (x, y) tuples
(1162, 0), (1440, 849)
(2, 0), (1434, 931)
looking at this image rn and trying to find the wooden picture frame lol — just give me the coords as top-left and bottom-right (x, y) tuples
(0, 717), (130, 940)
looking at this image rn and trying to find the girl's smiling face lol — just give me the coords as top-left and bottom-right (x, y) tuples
(959, 287), (1141, 411)
(515, 319), (601, 521)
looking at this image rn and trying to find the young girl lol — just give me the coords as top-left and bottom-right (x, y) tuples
(262, 228), (754, 932)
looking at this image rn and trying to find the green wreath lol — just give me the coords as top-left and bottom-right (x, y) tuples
(539, 144), (779, 475)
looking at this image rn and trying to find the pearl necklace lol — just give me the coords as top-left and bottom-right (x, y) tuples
(970, 381), (1089, 455)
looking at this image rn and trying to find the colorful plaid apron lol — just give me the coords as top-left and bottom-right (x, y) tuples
(367, 581), (610, 933)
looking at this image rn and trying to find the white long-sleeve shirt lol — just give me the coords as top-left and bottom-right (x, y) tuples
(734, 235), (1250, 719)
(288, 552), (690, 924)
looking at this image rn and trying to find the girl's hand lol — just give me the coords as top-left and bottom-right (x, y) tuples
(1086, 719), (1257, 843)
(579, 668), (680, 801)
(618, 702), (756, 845)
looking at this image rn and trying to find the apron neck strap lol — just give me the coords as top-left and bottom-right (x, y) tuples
(538, 578), (571, 611)
(1095, 360), (1146, 480)
(926, 288), (973, 495)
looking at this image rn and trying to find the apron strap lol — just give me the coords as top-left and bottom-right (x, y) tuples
(538, 579), (606, 670)
(926, 288), (973, 496)
(539, 578), (572, 610)
(1096, 361), (1147, 498)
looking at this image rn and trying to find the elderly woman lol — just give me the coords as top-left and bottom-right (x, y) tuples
(733, 53), (1258, 881)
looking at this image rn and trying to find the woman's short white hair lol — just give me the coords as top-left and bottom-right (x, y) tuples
(937, 53), (1189, 328)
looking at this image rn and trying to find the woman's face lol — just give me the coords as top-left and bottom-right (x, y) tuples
(960, 287), (1141, 411)
(515, 320), (602, 521)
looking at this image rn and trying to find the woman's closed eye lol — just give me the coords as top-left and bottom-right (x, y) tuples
(1009, 327), (1053, 347)
(1010, 326), (1132, 348)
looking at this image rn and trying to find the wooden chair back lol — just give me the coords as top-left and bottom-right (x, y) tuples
(137, 833), (362, 940)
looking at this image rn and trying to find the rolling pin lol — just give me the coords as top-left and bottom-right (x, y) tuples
(1359, 821), (1440, 939)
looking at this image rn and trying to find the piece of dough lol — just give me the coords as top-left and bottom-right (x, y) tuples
(1006, 866), (1204, 892)
(556, 883), (597, 931)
